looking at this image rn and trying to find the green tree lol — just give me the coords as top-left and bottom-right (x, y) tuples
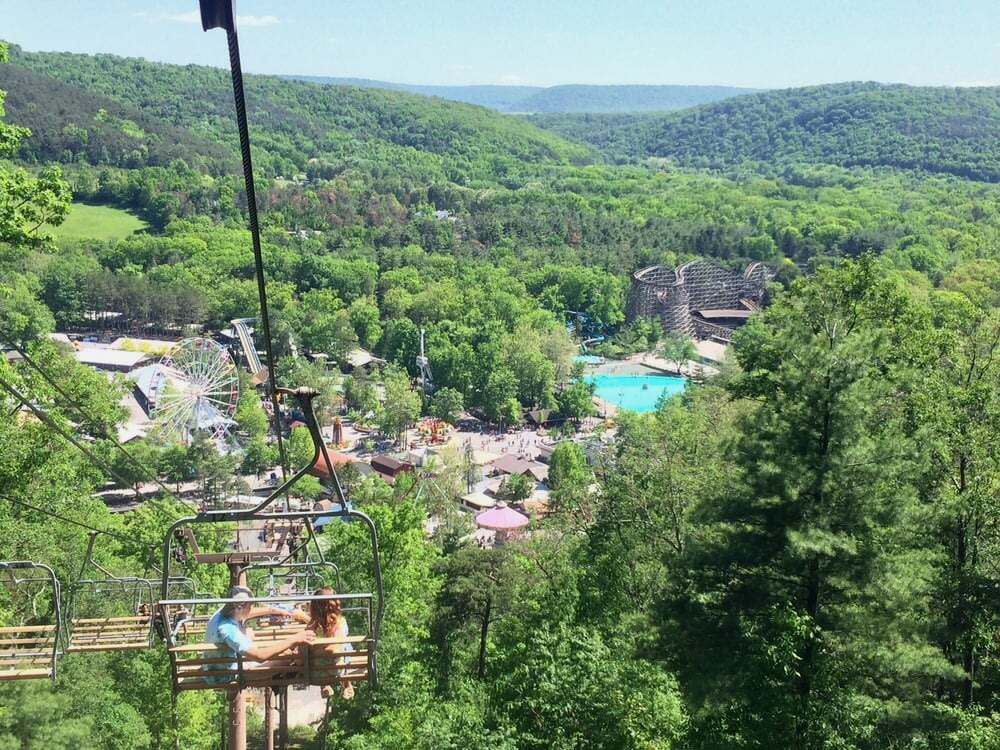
(488, 625), (687, 750)
(349, 296), (383, 349)
(660, 331), (697, 372)
(430, 387), (464, 425)
(557, 380), (595, 426)
(0, 41), (71, 251)
(666, 259), (944, 748)
(107, 440), (162, 498)
(379, 366), (422, 444)
(158, 445), (194, 492)
(483, 368), (518, 425)
(433, 546), (520, 680)
(498, 473), (533, 505)
(546, 441), (592, 523)
(286, 425), (315, 470)
(233, 385), (268, 439)
(547, 442), (589, 492)
(294, 289), (358, 361)
(240, 436), (276, 477)
(188, 436), (243, 509)
(0, 276), (55, 345)
(917, 290), (1000, 710)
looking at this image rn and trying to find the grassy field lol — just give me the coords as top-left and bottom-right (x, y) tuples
(49, 203), (147, 242)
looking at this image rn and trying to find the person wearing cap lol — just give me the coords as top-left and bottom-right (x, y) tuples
(204, 586), (315, 684)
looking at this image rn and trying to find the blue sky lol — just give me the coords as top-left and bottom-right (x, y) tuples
(2, 0), (999, 88)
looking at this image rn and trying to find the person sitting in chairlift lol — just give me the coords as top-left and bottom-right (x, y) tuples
(203, 586), (315, 683)
(308, 587), (355, 700)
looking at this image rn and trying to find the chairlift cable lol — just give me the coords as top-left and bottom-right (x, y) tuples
(209, 9), (289, 486)
(0, 369), (188, 531)
(3, 338), (190, 506)
(0, 494), (160, 554)
(0, 371), (160, 495)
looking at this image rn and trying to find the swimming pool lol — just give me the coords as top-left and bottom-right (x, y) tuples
(586, 373), (686, 413)
(574, 354), (603, 365)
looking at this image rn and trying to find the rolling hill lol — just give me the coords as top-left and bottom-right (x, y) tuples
(0, 63), (234, 171)
(4, 44), (595, 182)
(290, 76), (756, 113)
(531, 82), (1000, 180)
(516, 84), (757, 113)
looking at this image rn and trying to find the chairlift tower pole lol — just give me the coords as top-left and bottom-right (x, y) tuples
(227, 561), (248, 750)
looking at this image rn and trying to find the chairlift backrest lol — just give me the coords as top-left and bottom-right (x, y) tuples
(65, 534), (156, 653)
(0, 561), (62, 682)
(157, 591), (373, 693)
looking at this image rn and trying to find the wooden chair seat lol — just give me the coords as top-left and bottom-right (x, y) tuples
(168, 637), (371, 691)
(0, 667), (52, 681)
(68, 616), (152, 653)
(0, 625), (58, 682)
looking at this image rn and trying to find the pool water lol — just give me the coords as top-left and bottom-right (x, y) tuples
(574, 354), (603, 365)
(586, 373), (686, 413)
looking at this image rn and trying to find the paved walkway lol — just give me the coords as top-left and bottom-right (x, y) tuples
(446, 426), (551, 463)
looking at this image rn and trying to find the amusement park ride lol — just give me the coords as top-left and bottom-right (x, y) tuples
(0, 4), (384, 750)
(149, 337), (241, 447)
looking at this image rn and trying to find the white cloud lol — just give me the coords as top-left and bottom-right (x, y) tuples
(238, 15), (280, 27)
(164, 10), (200, 23)
(153, 11), (280, 27)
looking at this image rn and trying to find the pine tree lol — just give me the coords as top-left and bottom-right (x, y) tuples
(665, 258), (946, 749)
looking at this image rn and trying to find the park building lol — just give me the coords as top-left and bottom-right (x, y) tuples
(627, 260), (772, 343)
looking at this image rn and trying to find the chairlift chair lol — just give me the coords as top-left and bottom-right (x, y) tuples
(64, 532), (156, 653)
(243, 560), (343, 599)
(0, 561), (62, 681)
(157, 386), (383, 694)
(157, 589), (373, 692)
(144, 574), (214, 640)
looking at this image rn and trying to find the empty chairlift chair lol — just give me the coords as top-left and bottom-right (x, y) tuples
(145, 575), (214, 641)
(0, 561), (62, 681)
(65, 533), (155, 654)
(243, 560), (343, 600)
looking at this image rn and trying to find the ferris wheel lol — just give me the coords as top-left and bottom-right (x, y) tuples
(149, 338), (240, 445)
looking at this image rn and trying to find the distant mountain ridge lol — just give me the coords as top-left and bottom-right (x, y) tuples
(288, 75), (759, 113)
(531, 81), (1000, 181)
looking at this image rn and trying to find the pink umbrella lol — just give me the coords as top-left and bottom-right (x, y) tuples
(475, 501), (529, 531)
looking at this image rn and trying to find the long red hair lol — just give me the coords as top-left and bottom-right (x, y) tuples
(308, 587), (342, 636)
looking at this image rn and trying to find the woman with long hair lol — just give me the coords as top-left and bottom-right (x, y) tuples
(308, 587), (354, 700)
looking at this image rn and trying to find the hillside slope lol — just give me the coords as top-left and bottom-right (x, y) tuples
(532, 82), (1000, 180)
(288, 76), (544, 112)
(6, 45), (594, 182)
(0, 63), (233, 171)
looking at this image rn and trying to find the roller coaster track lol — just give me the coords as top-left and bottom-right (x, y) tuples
(231, 318), (266, 383)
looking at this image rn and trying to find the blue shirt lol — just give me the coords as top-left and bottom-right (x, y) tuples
(204, 609), (252, 683)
